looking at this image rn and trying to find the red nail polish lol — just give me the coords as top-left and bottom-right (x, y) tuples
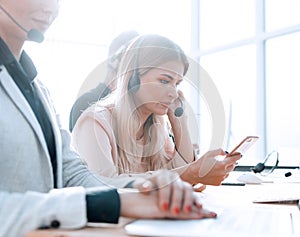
(210, 212), (217, 217)
(162, 202), (169, 211)
(173, 207), (180, 215)
(185, 205), (191, 213)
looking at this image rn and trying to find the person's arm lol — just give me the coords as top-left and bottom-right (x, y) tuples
(0, 175), (217, 237)
(61, 128), (136, 189)
(71, 109), (120, 178)
(172, 149), (241, 185)
(36, 80), (135, 189)
(118, 170), (216, 219)
(85, 171), (218, 223)
(0, 187), (87, 237)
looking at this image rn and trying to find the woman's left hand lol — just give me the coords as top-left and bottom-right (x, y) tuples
(132, 169), (200, 214)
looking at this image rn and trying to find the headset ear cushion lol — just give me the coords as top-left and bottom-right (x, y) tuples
(250, 162), (265, 173)
(128, 70), (140, 93)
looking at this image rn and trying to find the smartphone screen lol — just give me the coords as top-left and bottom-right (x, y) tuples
(227, 136), (259, 157)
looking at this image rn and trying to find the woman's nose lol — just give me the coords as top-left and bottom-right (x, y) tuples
(167, 85), (178, 99)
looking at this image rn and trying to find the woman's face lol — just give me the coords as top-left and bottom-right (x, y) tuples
(134, 61), (184, 117)
(0, 0), (59, 39)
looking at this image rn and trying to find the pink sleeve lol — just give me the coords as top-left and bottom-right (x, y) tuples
(71, 107), (119, 177)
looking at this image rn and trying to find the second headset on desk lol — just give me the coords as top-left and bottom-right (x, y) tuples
(250, 150), (280, 176)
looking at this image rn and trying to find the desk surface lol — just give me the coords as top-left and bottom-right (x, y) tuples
(27, 225), (128, 237)
(27, 170), (300, 237)
(26, 218), (133, 237)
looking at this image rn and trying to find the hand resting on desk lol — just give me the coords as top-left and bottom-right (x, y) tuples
(119, 170), (217, 220)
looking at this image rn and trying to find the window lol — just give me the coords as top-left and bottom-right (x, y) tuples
(265, 32), (300, 166)
(197, 0), (300, 166)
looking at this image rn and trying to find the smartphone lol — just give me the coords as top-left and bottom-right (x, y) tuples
(227, 136), (259, 157)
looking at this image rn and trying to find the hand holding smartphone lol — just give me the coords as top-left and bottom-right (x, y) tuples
(227, 136), (259, 157)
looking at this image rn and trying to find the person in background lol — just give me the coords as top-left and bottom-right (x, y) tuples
(69, 30), (139, 131)
(72, 34), (241, 188)
(0, 1), (217, 236)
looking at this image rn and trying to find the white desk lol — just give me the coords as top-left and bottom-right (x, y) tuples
(27, 170), (300, 237)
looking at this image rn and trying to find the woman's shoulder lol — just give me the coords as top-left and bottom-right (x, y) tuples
(80, 103), (114, 122)
(72, 103), (114, 134)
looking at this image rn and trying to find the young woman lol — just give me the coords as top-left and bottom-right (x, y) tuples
(72, 34), (241, 186)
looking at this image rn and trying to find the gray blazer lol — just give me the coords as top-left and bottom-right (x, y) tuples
(0, 65), (133, 237)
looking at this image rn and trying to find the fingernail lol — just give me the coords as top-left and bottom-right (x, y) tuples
(185, 205), (191, 213)
(173, 207), (180, 215)
(162, 202), (169, 211)
(210, 212), (217, 218)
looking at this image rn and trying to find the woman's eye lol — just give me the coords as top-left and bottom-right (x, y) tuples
(176, 80), (183, 87)
(160, 79), (169, 84)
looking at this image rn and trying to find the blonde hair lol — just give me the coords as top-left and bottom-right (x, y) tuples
(99, 34), (189, 174)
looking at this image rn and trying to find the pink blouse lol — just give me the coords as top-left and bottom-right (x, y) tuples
(72, 105), (186, 178)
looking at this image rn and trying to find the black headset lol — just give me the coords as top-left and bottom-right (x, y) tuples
(127, 37), (144, 93)
(250, 150), (279, 175)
